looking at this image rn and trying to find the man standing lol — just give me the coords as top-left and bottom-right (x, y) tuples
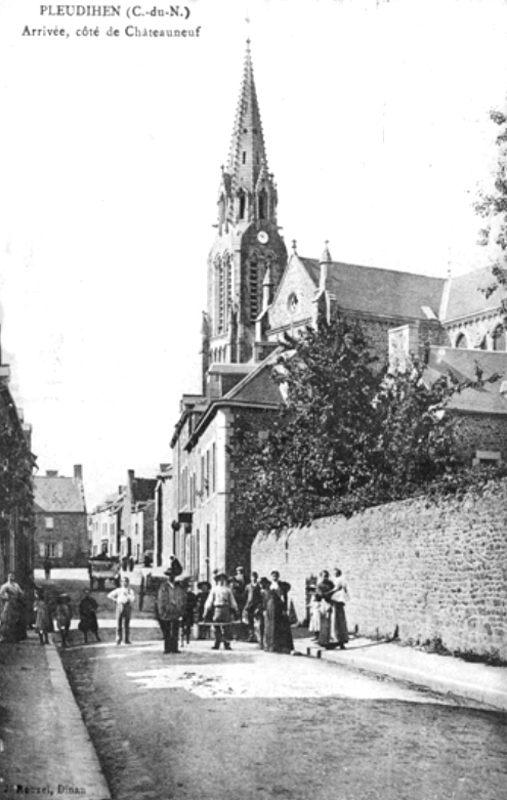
(108, 576), (135, 645)
(156, 565), (187, 654)
(204, 571), (239, 651)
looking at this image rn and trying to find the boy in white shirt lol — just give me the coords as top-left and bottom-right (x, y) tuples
(108, 576), (135, 645)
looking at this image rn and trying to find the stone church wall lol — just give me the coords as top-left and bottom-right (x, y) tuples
(453, 413), (507, 462)
(252, 479), (507, 659)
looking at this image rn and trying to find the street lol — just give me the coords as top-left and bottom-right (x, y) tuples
(47, 572), (507, 800)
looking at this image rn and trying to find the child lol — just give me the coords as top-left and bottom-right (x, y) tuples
(308, 587), (320, 641)
(78, 588), (101, 644)
(34, 590), (52, 645)
(55, 594), (72, 648)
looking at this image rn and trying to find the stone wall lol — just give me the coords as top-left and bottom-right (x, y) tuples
(252, 479), (507, 659)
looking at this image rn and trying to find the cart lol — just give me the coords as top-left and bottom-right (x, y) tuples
(88, 556), (121, 591)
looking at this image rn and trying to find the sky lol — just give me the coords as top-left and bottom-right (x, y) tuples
(1, 0), (507, 510)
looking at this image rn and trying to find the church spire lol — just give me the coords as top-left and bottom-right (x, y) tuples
(227, 39), (269, 194)
(217, 40), (278, 229)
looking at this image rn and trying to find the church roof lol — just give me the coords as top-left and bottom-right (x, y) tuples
(34, 475), (86, 514)
(443, 267), (507, 321)
(424, 347), (507, 415)
(300, 257), (446, 321)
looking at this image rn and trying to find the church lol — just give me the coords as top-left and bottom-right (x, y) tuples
(159, 41), (507, 579)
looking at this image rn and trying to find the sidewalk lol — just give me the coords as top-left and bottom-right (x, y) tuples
(294, 635), (507, 711)
(0, 631), (111, 800)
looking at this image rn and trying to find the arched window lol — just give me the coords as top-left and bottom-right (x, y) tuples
(455, 333), (467, 349)
(238, 190), (246, 220)
(258, 188), (268, 220)
(215, 256), (225, 334)
(249, 252), (263, 322)
(492, 324), (506, 351)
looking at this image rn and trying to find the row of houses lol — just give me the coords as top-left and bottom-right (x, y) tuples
(90, 41), (507, 582)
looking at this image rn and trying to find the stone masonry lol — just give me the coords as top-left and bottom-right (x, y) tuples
(252, 478), (507, 659)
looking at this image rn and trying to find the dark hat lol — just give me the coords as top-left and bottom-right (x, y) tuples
(214, 571), (227, 581)
(197, 581), (211, 590)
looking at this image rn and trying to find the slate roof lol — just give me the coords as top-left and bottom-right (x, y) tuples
(34, 476), (86, 513)
(443, 267), (507, 321)
(224, 350), (284, 405)
(300, 258), (446, 321)
(131, 478), (157, 504)
(424, 347), (507, 415)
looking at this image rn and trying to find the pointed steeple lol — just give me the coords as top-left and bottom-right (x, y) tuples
(228, 40), (269, 192)
(217, 40), (278, 228)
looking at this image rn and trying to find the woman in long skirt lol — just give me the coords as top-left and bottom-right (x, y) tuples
(316, 570), (335, 648)
(0, 573), (25, 643)
(264, 571), (293, 654)
(330, 568), (349, 650)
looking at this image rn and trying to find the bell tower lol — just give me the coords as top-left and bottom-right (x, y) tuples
(204, 40), (287, 373)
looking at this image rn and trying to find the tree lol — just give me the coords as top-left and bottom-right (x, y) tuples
(233, 314), (465, 533)
(475, 109), (507, 315)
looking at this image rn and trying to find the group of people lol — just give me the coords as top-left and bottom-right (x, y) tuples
(150, 560), (297, 656)
(308, 567), (350, 650)
(0, 571), (102, 648)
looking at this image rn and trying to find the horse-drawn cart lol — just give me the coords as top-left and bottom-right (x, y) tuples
(88, 555), (121, 591)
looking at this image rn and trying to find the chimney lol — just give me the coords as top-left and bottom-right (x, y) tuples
(388, 323), (420, 372)
(74, 464), (83, 480)
(46, 470), (58, 477)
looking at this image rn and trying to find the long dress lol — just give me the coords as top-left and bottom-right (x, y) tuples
(79, 595), (99, 635)
(0, 581), (25, 642)
(316, 578), (335, 648)
(264, 581), (294, 654)
(330, 579), (349, 647)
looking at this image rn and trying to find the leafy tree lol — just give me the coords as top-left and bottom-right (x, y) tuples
(233, 314), (468, 532)
(475, 109), (507, 313)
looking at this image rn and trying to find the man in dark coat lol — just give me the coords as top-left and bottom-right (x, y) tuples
(156, 563), (186, 654)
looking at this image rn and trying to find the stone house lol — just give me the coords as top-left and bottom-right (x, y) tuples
(165, 41), (507, 578)
(0, 336), (34, 585)
(34, 465), (88, 568)
(120, 469), (156, 563)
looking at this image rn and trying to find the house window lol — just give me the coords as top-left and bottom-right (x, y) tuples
(44, 542), (62, 558)
(45, 517), (54, 530)
(455, 333), (467, 349)
(206, 450), (210, 497)
(39, 543), (45, 558)
(473, 450), (501, 466)
(212, 442), (216, 493)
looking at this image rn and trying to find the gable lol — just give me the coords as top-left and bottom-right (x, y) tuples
(268, 254), (318, 334)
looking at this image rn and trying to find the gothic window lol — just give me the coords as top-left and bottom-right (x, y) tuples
(492, 324), (506, 351)
(216, 253), (232, 334)
(258, 188), (267, 220)
(215, 256), (225, 334)
(238, 190), (246, 220)
(249, 252), (263, 322)
(455, 333), (468, 349)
